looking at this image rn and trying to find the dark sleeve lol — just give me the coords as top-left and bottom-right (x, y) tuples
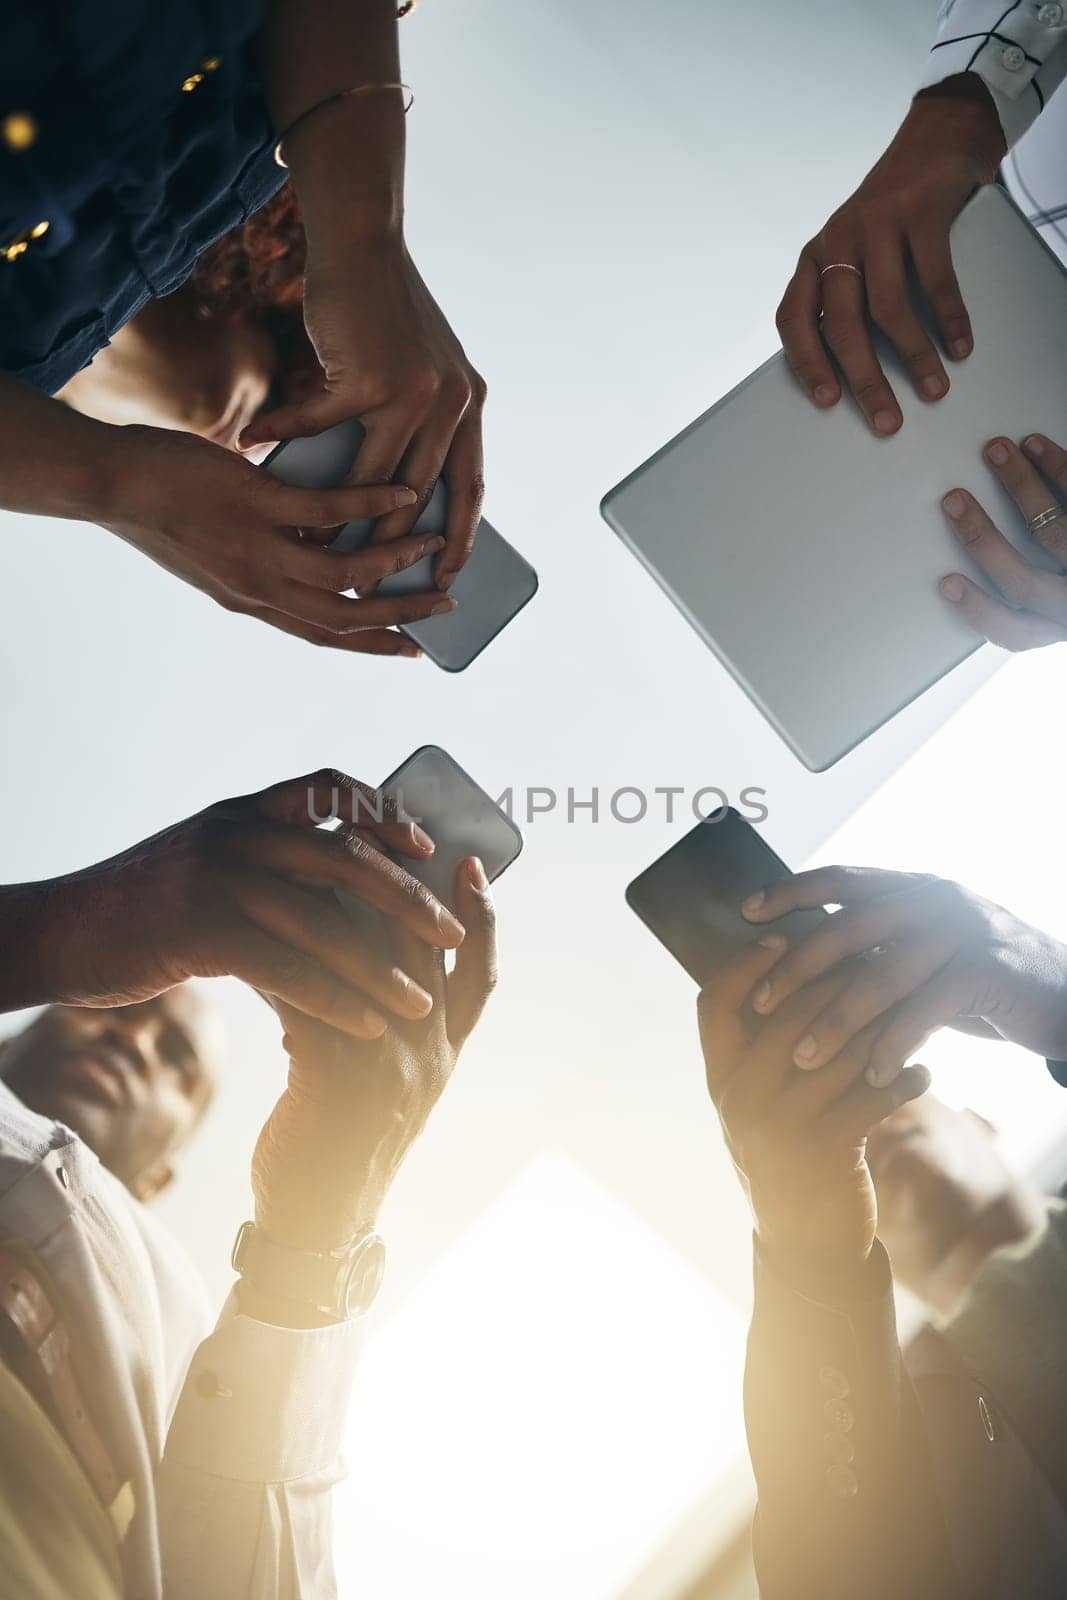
(745, 1238), (958, 1600)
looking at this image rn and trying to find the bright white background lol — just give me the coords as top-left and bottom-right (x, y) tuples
(3, 3), (1066, 1596)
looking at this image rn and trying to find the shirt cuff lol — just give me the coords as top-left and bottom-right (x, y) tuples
(163, 1289), (364, 1484)
(919, 3), (1067, 148)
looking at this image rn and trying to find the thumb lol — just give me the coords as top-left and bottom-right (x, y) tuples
(239, 389), (356, 450)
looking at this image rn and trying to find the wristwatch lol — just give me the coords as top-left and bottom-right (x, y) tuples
(231, 1222), (386, 1321)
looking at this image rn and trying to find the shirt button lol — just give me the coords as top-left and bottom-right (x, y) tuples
(978, 1395), (996, 1442)
(1038, 4), (1063, 26)
(818, 1365), (851, 1399)
(1000, 43), (1027, 70)
(826, 1463), (859, 1498)
(824, 1431), (856, 1465)
(56, 1166), (70, 1189)
(824, 1397), (854, 1433)
(1, 111), (38, 151)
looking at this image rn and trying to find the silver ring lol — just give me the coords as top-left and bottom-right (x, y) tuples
(819, 262), (864, 282)
(1029, 505), (1065, 534)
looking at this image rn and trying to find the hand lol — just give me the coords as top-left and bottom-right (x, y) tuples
(239, 237), (486, 591)
(698, 937), (930, 1277)
(250, 856), (496, 1255)
(939, 432), (1067, 649)
(776, 77), (1006, 435)
(740, 867), (1067, 1085)
(866, 1095), (1043, 1316)
(45, 768), (467, 1037)
(100, 425), (457, 654)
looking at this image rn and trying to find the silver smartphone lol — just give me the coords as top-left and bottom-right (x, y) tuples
(380, 745), (524, 912)
(265, 418), (538, 671)
(626, 810), (826, 987)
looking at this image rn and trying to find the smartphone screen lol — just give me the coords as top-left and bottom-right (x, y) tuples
(626, 810), (826, 986)
(265, 419), (538, 671)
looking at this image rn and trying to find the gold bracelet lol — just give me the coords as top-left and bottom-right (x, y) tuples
(274, 82), (414, 168)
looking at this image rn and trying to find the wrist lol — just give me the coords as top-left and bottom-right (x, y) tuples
(911, 73), (1007, 178)
(285, 93), (405, 245)
(0, 880), (69, 1011)
(235, 1279), (342, 1330)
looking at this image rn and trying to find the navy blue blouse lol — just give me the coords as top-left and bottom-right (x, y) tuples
(0, 0), (286, 394)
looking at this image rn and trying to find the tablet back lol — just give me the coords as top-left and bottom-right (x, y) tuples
(601, 186), (1067, 770)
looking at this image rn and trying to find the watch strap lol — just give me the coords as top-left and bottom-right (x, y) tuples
(232, 1223), (385, 1320)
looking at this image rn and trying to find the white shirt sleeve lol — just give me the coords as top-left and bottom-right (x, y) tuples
(918, 0), (1067, 147)
(156, 1293), (363, 1600)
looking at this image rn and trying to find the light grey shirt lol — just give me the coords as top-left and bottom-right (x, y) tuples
(0, 1080), (362, 1599)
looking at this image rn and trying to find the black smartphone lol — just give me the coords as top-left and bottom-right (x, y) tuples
(265, 418), (538, 671)
(625, 810), (827, 986)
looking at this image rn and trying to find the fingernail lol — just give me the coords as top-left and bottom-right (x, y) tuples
(397, 972), (433, 1017)
(410, 824), (435, 855)
(431, 597), (458, 615)
(399, 642), (423, 658)
(949, 337), (971, 360)
(757, 933), (787, 951)
(422, 536), (446, 554)
(873, 409), (898, 435)
(396, 487), (419, 507)
(752, 980), (773, 1013)
(741, 891), (765, 917)
(1024, 434), (1045, 458)
(436, 905), (465, 944)
(813, 383), (836, 405)
(363, 1008), (388, 1036)
(794, 1035), (819, 1067)
(940, 574), (965, 602)
(922, 374), (947, 400)
(943, 490), (967, 519)
(467, 856), (488, 890)
(985, 440), (1010, 466)
(437, 570), (456, 591)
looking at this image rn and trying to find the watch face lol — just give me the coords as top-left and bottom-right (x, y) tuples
(343, 1235), (387, 1318)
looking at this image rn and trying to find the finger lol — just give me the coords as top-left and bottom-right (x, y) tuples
(909, 226), (973, 360)
(751, 887), (937, 1016)
(788, 939), (955, 1071)
(344, 404), (420, 492)
(940, 485), (1067, 622)
(776, 250), (841, 407)
(243, 603), (423, 656)
(280, 531), (446, 593)
(258, 475), (418, 533)
(864, 969), (970, 1088)
(266, 581), (457, 634)
(697, 934), (790, 1100)
(938, 572), (1067, 650)
(820, 264), (902, 436)
(445, 857), (499, 1045)
(865, 237), (949, 402)
(229, 921), (391, 1039)
(1023, 433), (1067, 503)
(741, 865), (923, 923)
(983, 437), (1067, 567)
(238, 388), (356, 451)
(718, 967), (858, 1124)
(251, 770), (435, 858)
(229, 874), (434, 1021)
(367, 387), (473, 551)
(818, 1064), (932, 1146)
(228, 820), (466, 948)
(779, 1019), (882, 1117)
(436, 397), (486, 588)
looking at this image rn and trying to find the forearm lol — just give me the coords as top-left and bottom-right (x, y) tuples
(261, 0), (406, 240)
(746, 1239), (954, 1599)
(918, 1), (1067, 149)
(0, 373), (120, 523)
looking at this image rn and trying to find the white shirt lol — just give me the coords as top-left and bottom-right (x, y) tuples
(920, 1), (1067, 262)
(0, 1080), (362, 1599)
